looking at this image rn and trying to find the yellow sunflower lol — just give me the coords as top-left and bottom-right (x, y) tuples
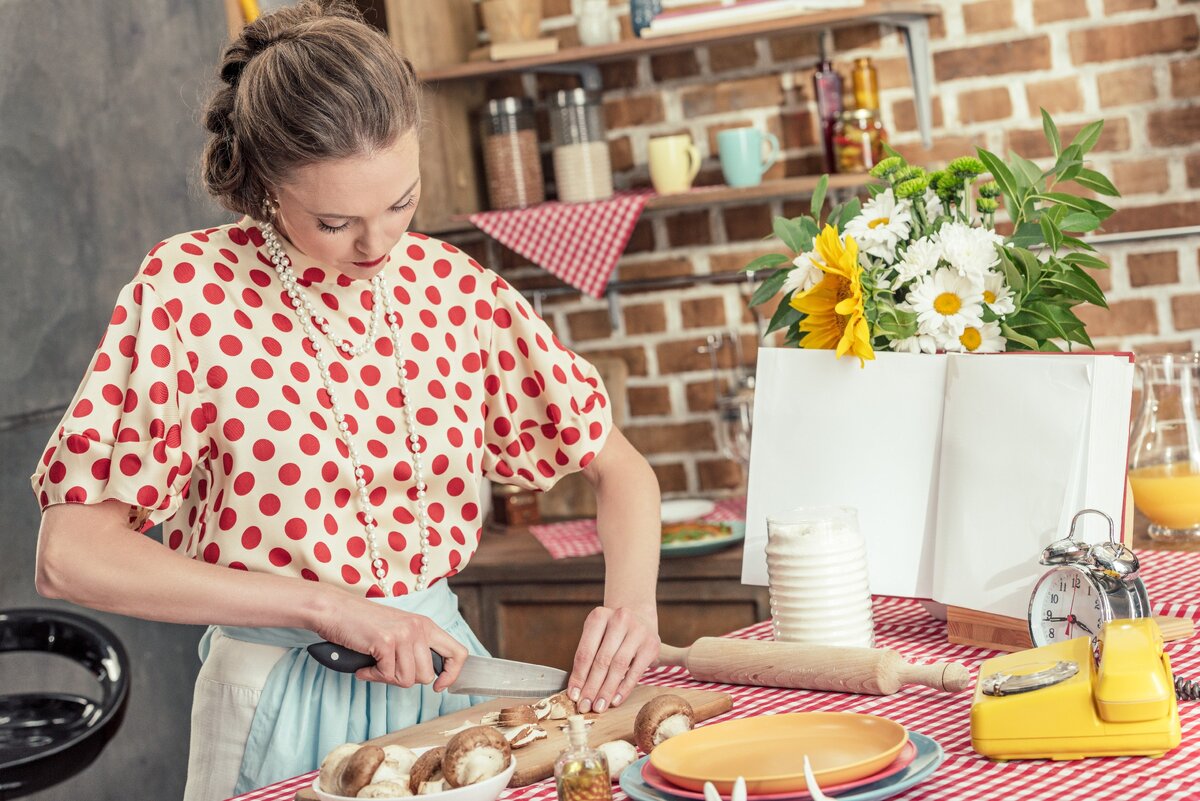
(789, 225), (875, 366)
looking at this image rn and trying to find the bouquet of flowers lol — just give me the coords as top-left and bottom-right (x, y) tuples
(746, 111), (1119, 365)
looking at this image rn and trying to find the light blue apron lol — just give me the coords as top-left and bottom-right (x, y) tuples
(198, 581), (491, 795)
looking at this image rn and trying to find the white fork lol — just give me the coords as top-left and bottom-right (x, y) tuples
(702, 777), (747, 801)
(802, 755), (832, 801)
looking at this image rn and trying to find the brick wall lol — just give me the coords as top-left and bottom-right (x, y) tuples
(443, 0), (1200, 497)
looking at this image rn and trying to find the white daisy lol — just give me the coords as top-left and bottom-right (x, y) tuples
(780, 251), (822, 297)
(894, 236), (942, 285)
(891, 333), (940, 354)
(907, 267), (985, 336)
(921, 188), (945, 223)
(953, 320), (1006, 353)
(934, 221), (1004, 281)
(844, 189), (913, 265)
(982, 271), (1016, 316)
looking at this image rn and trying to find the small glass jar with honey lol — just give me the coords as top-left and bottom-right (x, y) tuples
(833, 109), (887, 173)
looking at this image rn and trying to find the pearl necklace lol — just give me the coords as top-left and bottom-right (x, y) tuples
(262, 222), (431, 595)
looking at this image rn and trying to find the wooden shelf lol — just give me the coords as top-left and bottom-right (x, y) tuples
(419, 173), (869, 237)
(419, 1), (939, 83)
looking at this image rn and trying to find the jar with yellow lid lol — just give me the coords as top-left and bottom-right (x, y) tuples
(833, 109), (887, 174)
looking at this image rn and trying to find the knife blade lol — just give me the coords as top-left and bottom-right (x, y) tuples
(306, 642), (569, 698)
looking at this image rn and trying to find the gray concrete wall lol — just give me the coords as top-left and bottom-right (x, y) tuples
(2, 2), (228, 799)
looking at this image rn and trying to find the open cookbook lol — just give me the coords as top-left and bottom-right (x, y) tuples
(741, 348), (1136, 619)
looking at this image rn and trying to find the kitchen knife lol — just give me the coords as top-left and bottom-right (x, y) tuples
(306, 641), (569, 698)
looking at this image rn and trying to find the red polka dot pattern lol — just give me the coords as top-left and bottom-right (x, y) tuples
(30, 224), (611, 598)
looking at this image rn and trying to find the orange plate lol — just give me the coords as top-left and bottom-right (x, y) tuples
(648, 713), (909, 794)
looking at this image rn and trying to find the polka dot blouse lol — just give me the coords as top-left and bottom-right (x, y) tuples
(31, 221), (612, 597)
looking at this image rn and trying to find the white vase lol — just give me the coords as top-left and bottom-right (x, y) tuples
(577, 0), (615, 46)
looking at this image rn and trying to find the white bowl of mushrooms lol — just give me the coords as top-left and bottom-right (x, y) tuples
(313, 726), (516, 801)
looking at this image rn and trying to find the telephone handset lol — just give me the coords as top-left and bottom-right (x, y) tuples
(971, 618), (1184, 760)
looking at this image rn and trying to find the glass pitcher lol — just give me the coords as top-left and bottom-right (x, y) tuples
(1128, 352), (1200, 541)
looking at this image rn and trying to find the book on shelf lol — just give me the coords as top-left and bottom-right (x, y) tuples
(643, 0), (865, 38)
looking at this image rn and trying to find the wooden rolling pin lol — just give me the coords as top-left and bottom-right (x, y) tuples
(655, 638), (971, 695)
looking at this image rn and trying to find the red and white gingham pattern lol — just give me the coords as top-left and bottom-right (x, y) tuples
(467, 191), (652, 299)
(228, 549), (1200, 801)
(529, 497), (748, 560)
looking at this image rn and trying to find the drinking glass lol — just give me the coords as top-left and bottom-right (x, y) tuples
(1128, 352), (1200, 541)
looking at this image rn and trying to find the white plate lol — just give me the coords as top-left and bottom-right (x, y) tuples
(661, 498), (716, 523)
(313, 746), (516, 801)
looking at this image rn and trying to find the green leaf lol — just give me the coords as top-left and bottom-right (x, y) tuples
(766, 295), (803, 335)
(1014, 247), (1044, 288)
(1059, 235), (1096, 252)
(749, 268), (790, 307)
(837, 198), (862, 229)
(1058, 160), (1083, 184)
(1044, 265), (1108, 307)
(1040, 216), (1063, 253)
(1011, 152), (1043, 191)
(1001, 323), (1040, 351)
(1072, 168), (1120, 197)
(977, 148), (1022, 215)
(1069, 120), (1105, 155)
(740, 252), (792, 273)
(1041, 192), (1095, 214)
(1041, 109), (1062, 159)
(997, 247), (1025, 293)
(1064, 252), (1110, 271)
(772, 216), (807, 254)
(1060, 212), (1101, 233)
(1022, 302), (1071, 341)
(1009, 222), (1045, 249)
(810, 174), (829, 218)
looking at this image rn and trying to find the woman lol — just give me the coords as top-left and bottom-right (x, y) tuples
(31, 2), (662, 798)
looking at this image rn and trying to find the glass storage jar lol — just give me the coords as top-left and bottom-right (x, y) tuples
(833, 108), (887, 174)
(480, 97), (545, 210)
(547, 88), (614, 203)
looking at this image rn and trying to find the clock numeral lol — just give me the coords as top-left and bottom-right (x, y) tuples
(1095, 599), (1102, 610)
(1049, 593), (1060, 604)
(1072, 577), (1082, 589)
(1048, 627), (1056, 639)
(1059, 581), (1067, 592)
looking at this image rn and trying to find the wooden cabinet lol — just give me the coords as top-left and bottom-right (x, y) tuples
(449, 526), (769, 670)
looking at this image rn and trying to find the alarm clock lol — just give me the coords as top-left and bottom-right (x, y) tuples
(1027, 508), (1151, 648)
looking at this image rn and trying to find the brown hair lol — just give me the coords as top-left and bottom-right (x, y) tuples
(200, 0), (421, 218)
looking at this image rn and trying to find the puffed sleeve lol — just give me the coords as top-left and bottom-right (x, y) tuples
(31, 280), (208, 531)
(480, 276), (612, 490)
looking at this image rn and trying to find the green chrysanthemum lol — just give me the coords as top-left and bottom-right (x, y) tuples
(978, 181), (1002, 199)
(948, 156), (986, 178)
(869, 156), (905, 179)
(895, 166), (926, 184)
(896, 177), (930, 199)
(976, 197), (999, 214)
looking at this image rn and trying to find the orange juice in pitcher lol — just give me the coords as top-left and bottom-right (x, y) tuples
(1128, 462), (1200, 531)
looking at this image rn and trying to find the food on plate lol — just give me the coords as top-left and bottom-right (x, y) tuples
(498, 704), (539, 727)
(357, 779), (414, 798)
(501, 723), (548, 749)
(595, 740), (638, 780)
(319, 743), (362, 794)
(533, 690), (577, 720)
(408, 746), (446, 795)
(372, 745), (419, 784)
(634, 695), (695, 753)
(338, 745), (387, 797)
(442, 726), (512, 787)
(660, 522), (732, 546)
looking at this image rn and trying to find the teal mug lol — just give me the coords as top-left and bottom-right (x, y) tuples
(717, 127), (781, 188)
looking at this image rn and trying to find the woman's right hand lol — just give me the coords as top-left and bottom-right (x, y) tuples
(314, 595), (469, 691)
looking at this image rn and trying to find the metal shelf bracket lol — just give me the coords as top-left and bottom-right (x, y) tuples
(879, 13), (934, 149)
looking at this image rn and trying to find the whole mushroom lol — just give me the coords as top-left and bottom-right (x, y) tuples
(596, 740), (639, 780)
(318, 743), (361, 794)
(442, 726), (512, 787)
(408, 747), (446, 796)
(338, 745), (387, 797)
(634, 695), (695, 754)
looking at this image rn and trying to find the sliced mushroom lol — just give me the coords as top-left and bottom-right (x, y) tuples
(339, 745), (387, 797)
(318, 743), (361, 794)
(634, 695), (694, 754)
(498, 704), (538, 727)
(596, 740), (639, 780)
(357, 779), (413, 798)
(500, 723), (548, 749)
(443, 726), (512, 787)
(533, 691), (577, 720)
(408, 747), (445, 796)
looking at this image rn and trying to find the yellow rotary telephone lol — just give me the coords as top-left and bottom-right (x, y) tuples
(970, 618), (1191, 760)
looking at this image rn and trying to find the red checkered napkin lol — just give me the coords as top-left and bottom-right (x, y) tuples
(529, 496), (747, 560)
(468, 190), (652, 298)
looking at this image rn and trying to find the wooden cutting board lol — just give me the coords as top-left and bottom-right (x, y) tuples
(294, 685), (732, 799)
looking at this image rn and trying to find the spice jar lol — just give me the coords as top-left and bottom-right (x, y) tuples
(481, 97), (545, 210)
(491, 483), (541, 527)
(547, 88), (614, 204)
(851, 56), (879, 111)
(833, 108), (887, 174)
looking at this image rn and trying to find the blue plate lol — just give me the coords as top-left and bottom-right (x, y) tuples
(660, 521), (745, 558)
(620, 730), (944, 801)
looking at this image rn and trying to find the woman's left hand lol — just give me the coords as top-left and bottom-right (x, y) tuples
(568, 605), (660, 714)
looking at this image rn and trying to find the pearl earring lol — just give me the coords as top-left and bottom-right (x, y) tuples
(261, 194), (279, 221)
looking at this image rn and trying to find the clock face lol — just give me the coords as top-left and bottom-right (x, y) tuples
(1028, 565), (1112, 647)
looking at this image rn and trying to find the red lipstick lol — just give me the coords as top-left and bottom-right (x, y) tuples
(353, 254), (388, 268)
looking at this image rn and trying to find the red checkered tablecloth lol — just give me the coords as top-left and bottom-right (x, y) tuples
(228, 549), (1200, 801)
(529, 496), (748, 559)
(468, 190), (652, 298)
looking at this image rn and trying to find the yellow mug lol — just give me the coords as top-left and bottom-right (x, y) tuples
(648, 134), (701, 195)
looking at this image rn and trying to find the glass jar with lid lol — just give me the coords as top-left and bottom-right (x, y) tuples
(833, 108), (887, 174)
(547, 88), (614, 203)
(480, 97), (545, 210)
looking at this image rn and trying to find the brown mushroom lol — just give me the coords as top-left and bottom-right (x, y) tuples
(634, 695), (694, 754)
(443, 726), (512, 787)
(497, 703), (538, 727)
(318, 743), (361, 794)
(338, 745), (387, 797)
(533, 691), (577, 720)
(408, 747), (446, 796)
(501, 723), (548, 749)
(357, 779), (414, 798)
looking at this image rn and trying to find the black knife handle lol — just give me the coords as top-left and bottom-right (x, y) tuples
(306, 642), (445, 676)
